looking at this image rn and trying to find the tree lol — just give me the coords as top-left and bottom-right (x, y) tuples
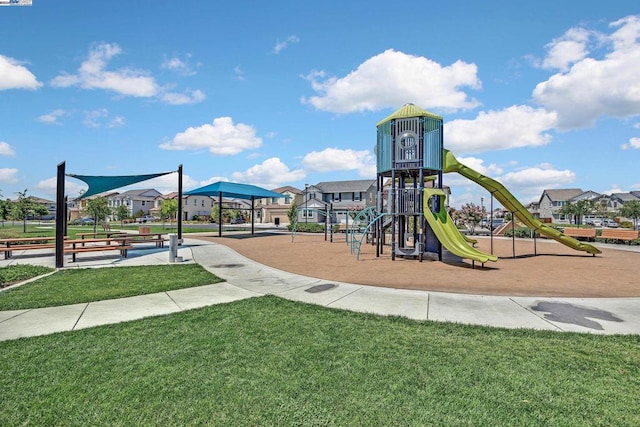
(619, 200), (640, 229)
(287, 201), (298, 226)
(84, 197), (111, 232)
(458, 202), (485, 234)
(12, 189), (48, 233)
(113, 205), (130, 226)
(558, 202), (578, 225)
(574, 199), (595, 226)
(161, 199), (178, 227)
(594, 198), (609, 223)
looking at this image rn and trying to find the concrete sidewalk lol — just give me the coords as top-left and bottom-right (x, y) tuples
(1, 238), (640, 342)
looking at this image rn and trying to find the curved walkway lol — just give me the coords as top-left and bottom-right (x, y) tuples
(1, 238), (640, 342)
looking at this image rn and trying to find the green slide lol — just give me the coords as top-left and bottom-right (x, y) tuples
(442, 149), (601, 255)
(423, 188), (498, 263)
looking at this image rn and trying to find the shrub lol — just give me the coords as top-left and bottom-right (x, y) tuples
(289, 222), (325, 233)
(504, 226), (539, 238)
(0, 264), (54, 287)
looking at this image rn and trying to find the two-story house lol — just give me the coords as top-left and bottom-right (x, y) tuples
(255, 186), (299, 225)
(299, 179), (377, 224)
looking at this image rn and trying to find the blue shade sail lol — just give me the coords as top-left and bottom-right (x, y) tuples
(185, 181), (285, 200)
(68, 171), (174, 199)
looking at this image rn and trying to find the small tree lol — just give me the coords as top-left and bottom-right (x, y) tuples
(559, 202), (578, 225)
(161, 199), (178, 227)
(84, 197), (111, 232)
(458, 202), (485, 234)
(287, 201), (298, 226)
(574, 199), (595, 226)
(12, 189), (48, 233)
(619, 200), (640, 229)
(210, 204), (220, 224)
(113, 205), (130, 226)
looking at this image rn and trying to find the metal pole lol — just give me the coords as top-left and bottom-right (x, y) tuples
(512, 211), (516, 258)
(55, 162), (66, 268)
(490, 194), (494, 254)
(177, 164), (183, 242)
(218, 191), (222, 237)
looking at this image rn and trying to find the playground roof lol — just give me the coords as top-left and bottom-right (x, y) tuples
(376, 103), (442, 126)
(185, 181), (285, 200)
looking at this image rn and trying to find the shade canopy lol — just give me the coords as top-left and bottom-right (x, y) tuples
(185, 181), (285, 200)
(68, 171), (174, 199)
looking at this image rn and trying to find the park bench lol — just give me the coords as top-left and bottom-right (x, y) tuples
(64, 237), (134, 262)
(0, 237), (59, 259)
(127, 233), (168, 248)
(599, 229), (639, 244)
(562, 227), (596, 241)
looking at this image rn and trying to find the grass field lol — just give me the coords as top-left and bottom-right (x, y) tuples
(0, 264), (223, 310)
(1, 296), (639, 425)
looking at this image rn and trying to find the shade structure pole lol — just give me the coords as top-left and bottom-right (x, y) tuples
(55, 162), (66, 268)
(177, 164), (183, 242)
(218, 191), (223, 237)
(251, 196), (255, 234)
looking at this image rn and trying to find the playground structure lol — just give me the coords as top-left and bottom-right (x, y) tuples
(346, 103), (600, 265)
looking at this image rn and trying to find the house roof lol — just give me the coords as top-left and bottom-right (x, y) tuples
(540, 189), (584, 203)
(315, 179), (376, 193)
(271, 185), (302, 195)
(612, 192), (640, 202)
(113, 189), (161, 199)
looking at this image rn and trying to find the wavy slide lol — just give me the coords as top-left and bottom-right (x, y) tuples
(442, 149), (601, 255)
(423, 188), (498, 263)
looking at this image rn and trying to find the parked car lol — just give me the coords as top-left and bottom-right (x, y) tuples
(136, 215), (159, 223)
(604, 219), (618, 228)
(71, 217), (95, 225)
(586, 219), (602, 227)
(230, 218), (245, 224)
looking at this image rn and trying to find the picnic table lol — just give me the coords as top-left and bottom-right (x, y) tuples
(0, 236), (59, 259)
(64, 237), (134, 262)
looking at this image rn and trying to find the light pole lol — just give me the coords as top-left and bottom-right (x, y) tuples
(304, 183), (309, 223)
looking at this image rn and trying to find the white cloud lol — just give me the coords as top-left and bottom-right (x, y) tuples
(621, 136), (640, 150)
(445, 105), (557, 154)
(234, 65), (245, 81)
(456, 156), (503, 176)
(0, 168), (18, 184)
(231, 157), (305, 188)
(198, 176), (229, 187)
(303, 147), (376, 177)
(0, 55), (42, 90)
(83, 108), (125, 128)
(36, 177), (86, 198)
(273, 35), (300, 54)
(540, 27), (591, 71)
(51, 42), (159, 97)
(533, 15), (640, 130)
(160, 89), (205, 105)
(38, 109), (67, 125)
(0, 141), (16, 156)
(161, 54), (197, 76)
(160, 116), (263, 155)
(302, 49), (481, 114)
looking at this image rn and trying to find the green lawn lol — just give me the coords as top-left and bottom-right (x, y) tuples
(1, 296), (639, 426)
(0, 264), (223, 310)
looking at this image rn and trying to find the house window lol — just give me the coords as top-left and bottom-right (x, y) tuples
(353, 192), (361, 201)
(202, 200), (205, 207)
(333, 193), (341, 201)
(141, 201), (146, 206)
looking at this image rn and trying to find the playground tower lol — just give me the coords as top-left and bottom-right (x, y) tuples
(375, 103), (444, 261)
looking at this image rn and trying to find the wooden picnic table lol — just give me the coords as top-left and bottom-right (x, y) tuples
(128, 232), (168, 248)
(64, 237), (134, 262)
(0, 236), (59, 259)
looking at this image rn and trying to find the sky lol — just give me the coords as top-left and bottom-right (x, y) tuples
(1, 1), (639, 209)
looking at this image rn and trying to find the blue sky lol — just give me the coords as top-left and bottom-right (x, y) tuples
(1, 1), (639, 208)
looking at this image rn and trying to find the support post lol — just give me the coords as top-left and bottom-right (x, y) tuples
(177, 164), (183, 242)
(218, 191), (223, 237)
(55, 162), (66, 268)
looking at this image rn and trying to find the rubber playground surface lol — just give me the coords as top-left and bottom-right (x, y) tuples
(197, 232), (640, 298)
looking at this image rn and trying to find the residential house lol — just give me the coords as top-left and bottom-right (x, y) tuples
(300, 179), (377, 224)
(255, 186), (300, 225)
(537, 189), (584, 224)
(108, 189), (163, 219)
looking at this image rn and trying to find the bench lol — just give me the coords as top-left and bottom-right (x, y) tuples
(64, 238), (134, 262)
(0, 237), (59, 259)
(562, 227), (596, 241)
(128, 233), (168, 248)
(599, 229), (639, 244)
